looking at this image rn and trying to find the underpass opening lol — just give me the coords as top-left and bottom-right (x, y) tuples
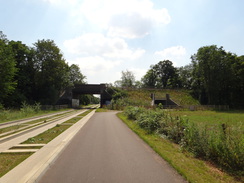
(71, 84), (112, 108)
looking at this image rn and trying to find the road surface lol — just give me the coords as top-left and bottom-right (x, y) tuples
(38, 111), (186, 183)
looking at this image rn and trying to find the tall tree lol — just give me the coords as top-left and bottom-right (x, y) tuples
(191, 45), (235, 105)
(69, 64), (86, 85)
(0, 32), (17, 105)
(120, 70), (135, 88)
(7, 41), (36, 106)
(154, 60), (179, 88)
(33, 39), (70, 104)
(141, 60), (180, 88)
(141, 66), (157, 88)
(231, 55), (244, 107)
(178, 64), (193, 89)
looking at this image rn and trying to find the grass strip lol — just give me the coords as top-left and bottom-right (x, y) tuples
(0, 153), (33, 177)
(117, 112), (243, 183)
(63, 117), (82, 124)
(0, 124), (25, 134)
(96, 108), (109, 112)
(77, 109), (93, 117)
(22, 124), (71, 144)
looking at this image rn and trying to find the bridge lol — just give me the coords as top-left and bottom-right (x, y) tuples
(57, 84), (112, 108)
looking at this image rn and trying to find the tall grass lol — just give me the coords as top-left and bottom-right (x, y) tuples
(1, 102), (51, 123)
(123, 106), (244, 175)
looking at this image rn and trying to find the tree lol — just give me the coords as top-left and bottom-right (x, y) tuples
(191, 45), (235, 105)
(69, 64), (86, 85)
(141, 60), (180, 88)
(0, 32), (17, 105)
(231, 55), (244, 107)
(6, 41), (36, 107)
(33, 39), (70, 104)
(141, 67), (157, 88)
(120, 70), (135, 88)
(178, 64), (193, 89)
(154, 60), (179, 88)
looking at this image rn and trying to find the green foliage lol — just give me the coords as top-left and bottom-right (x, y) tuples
(0, 103), (4, 110)
(0, 32), (17, 104)
(191, 45), (244, 107)
(124, 106), (145, 120)
(119, 70), (136, 88)
(123, 107), (244, 174)
(142, 60), (180, 88)
(33, 39), (70, 104)
(118, 112), (242, 182)
(136, 110), (163, 133)
(20, 102), (41, 115)
(181, 123), (244, 173)
(69, 64), (86, 85)
(79, 95), (100, 105)
(0, 32), (86, 107)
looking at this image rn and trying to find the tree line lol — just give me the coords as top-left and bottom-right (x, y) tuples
(0, 31), (86, 108)
(116, 45), (244, 108)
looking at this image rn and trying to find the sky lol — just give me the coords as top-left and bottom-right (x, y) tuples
(1, 0), (244, 84)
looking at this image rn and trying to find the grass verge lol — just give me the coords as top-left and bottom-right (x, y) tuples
(96, 108), (109, 112)
(117, 112), (243, 183)
(22, 124), (72, 144)
(0, 153), (33, 177)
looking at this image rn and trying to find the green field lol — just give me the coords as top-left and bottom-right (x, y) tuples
(169, 110), (244, 130)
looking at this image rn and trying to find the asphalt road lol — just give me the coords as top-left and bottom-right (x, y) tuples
(38, 111), (186, 183)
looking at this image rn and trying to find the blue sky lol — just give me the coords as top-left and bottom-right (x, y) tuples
(1, 0), (244, 84)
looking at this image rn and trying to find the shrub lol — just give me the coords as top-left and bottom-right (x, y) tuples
(182, 123), (244, 172)
(0, 103), (4, 110)
(124, 106), (145, 120)
(20, 102), (41, 115)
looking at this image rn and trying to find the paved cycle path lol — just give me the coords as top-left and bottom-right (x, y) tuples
(38, 112), (186, 183)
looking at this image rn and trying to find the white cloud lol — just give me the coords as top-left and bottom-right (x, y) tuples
(107, 5), (170, 38)
(154, 46), (187, 66)
(63, 33), (145, 60)
(155, 46), (186, 58)
(67, 56), (121, 83)
(42, 0), (171, 39)
(130, 68), (148, 81)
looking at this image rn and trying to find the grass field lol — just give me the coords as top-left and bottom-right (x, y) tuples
(169, 110), (244, 130)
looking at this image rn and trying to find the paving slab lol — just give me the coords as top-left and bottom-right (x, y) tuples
(0, 110), (87, 152)
(2, 149), (39, 153)
(0, 110), (95, 183)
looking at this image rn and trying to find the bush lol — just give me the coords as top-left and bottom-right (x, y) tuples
(124, 106), (145, 120)
(0, 103), (4, 110)
(137, 110), (163, 133)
